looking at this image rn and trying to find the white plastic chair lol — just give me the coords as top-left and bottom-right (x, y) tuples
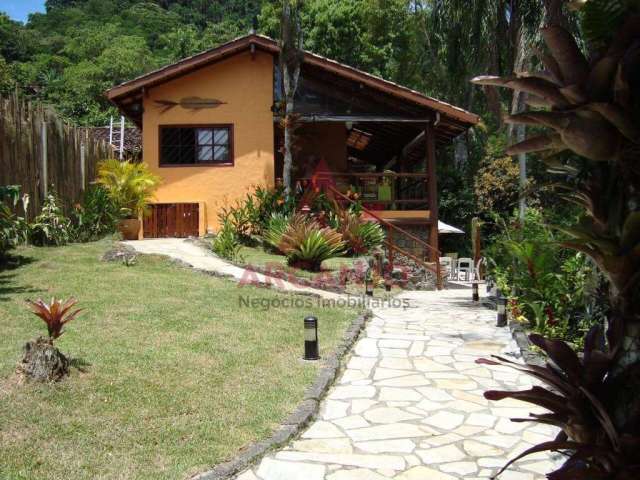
(457, 257), (473, 281)
(439, 257), (452, 280)
(472, 257), (485, 281)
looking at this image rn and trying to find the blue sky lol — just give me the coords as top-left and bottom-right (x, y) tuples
(1, 0), (46, 22)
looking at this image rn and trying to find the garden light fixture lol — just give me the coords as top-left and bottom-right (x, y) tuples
(365, 277), (374, 297)
(497, 295), (507, 327)
(304, 316), (319, 360)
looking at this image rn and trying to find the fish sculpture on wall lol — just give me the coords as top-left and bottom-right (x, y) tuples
(154, 97), (226, 113)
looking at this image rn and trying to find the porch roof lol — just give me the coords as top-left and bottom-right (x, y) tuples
(106, 34), (478, 141)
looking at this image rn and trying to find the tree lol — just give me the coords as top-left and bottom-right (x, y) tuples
(279, 0), (303, 197)
(471, 0), (640, 476)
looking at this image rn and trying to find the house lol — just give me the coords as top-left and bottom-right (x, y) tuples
(106, 33), (478, 267)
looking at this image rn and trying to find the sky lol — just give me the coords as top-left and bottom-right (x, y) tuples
(1, 0), (46, 23)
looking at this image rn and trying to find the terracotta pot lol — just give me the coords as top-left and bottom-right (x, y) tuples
(118, 218), (140, 240)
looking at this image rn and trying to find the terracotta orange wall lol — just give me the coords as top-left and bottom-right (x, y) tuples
(142, 51), (274, 234)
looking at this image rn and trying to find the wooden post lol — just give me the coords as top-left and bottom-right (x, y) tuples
(426, 123), (439, 262)
(388, 228), (394, 269)
(41, 120), (48, 197)
(80, 141), (86, 191)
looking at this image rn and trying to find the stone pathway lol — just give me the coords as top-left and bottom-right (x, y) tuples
(123, 238), (341, 299)
(235, 289), (559, 480)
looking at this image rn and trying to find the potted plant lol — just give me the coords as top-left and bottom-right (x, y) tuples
(96, 159), (160, 240)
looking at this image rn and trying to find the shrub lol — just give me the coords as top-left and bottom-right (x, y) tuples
(25, 297), (83, 340)
(278, 213), (345, 271)
(0, 185), (29, 260)
(263, 212), (290, 251)
(30, 193), (71, 246)
(96, 159), (160, 218)
(485, 209), (606, 344)
(71, 186), (119, 242)
(218, 185), (295, 244)
(336, 210), (385, 255)
(211, 220), (243, 262)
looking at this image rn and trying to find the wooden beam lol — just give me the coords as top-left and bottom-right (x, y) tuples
(426, 123), (439, 262)
(274, 115), (434, 123)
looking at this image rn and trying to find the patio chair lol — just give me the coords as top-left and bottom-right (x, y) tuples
(473, 257), (485, 281)
(457, 257), (473, 281)
(445, 252), (458, 278)
(439, 257), (453, 280)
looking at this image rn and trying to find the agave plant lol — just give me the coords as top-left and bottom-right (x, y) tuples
(336, 210), (386, 255)
(263, 212), (291, 251)
(25, 297), (84, 340)
(278, 213), (345, 271)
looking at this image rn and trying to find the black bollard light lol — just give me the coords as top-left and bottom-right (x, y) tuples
(472, 282), (479, 302)
(497, 295), (507, 327)
(304, 316), (320, 360)
(384, 276), (392, 292)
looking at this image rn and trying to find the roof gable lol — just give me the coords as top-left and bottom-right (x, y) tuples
(106, 34), (478, 131)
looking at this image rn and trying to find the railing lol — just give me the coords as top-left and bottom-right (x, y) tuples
(323, 184), (443, 290)
(299, 172), (429, 210)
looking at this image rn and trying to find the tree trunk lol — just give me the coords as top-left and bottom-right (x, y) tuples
(279, 1), (302, 198)
(17, 337), (69, 382)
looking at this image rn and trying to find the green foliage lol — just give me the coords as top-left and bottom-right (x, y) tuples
(70, 185), (119, 242)
(0, 185), (28, 259)
(218, 185), (296, 244)
(30, 193), (72, 246)
(1, 1), (263, 125)
(96, 159), (161, 219)
(336, 210), (386, 255)
(211, 220), (243, 262)
(486, 209), (607, 343)
(278, 213), (345, 271)
(263, 212), (290, 251)
(474, 135), (521, 216)
(580, 0), (640, 46)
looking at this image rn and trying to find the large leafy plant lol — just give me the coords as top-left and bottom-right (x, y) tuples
(278, 213), (345, 271)
(336, 210), (386, 255)
(478, 328), (640, 478)
(25, 297), (83, 340)
(96, 159), (160, 219)
(0, 185), (28, 259)
(30, 193), (71, 246)
(472, 1), (640, 477)
(71, 185), (119, 242)
(211, 220), (243, 262)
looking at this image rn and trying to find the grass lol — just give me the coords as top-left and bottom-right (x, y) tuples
(0, 239), (357, 480)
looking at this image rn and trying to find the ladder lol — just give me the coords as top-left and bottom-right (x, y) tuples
(109, 116), (125, 160)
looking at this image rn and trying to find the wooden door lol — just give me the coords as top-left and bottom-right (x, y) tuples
(143, 203), (199, 238)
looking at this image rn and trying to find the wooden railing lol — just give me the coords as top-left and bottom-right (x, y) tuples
(323, 184), (443, 290)
(299, 172), (429, 210)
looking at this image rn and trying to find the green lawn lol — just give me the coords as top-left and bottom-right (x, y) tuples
(0, 239), (357, 480)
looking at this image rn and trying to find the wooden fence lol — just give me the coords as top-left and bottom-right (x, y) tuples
(0, 92), (114, 219)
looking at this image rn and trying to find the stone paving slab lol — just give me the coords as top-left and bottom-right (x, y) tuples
(234, 289), (561, 480)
